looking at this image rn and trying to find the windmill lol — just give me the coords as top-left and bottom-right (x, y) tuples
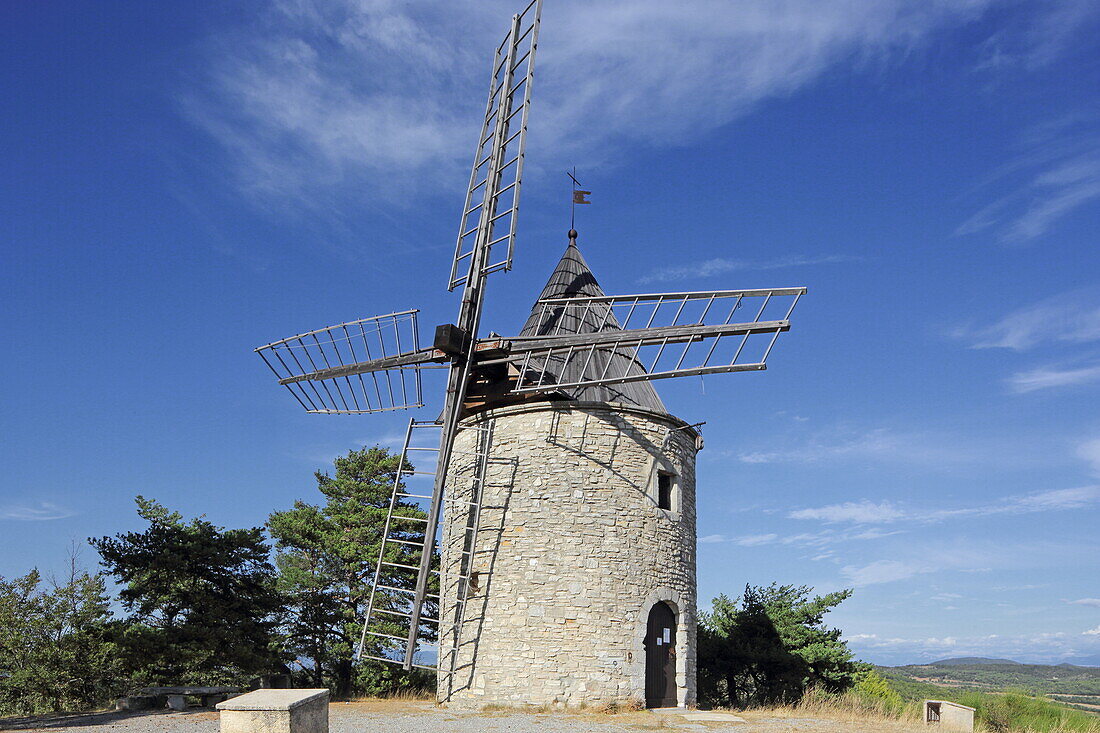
(255, 0), (807, 708)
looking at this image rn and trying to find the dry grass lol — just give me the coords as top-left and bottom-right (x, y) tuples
(344, 688), (437, 713)
(350, 688), (435, 703)
(713, 689), (925, 733)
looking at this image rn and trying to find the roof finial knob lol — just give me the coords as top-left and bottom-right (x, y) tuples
(568, 228), (578, 242)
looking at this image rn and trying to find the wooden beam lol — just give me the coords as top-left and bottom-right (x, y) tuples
(502, 320), (790, 355)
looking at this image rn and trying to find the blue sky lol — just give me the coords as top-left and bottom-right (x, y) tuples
(2, 0), (1099, 666)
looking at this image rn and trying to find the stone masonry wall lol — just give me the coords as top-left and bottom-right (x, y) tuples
(437, 401), (698, 708)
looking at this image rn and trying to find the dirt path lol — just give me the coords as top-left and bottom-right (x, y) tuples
(0, 700), (930, 733)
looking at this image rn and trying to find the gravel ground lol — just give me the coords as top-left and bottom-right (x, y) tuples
(0, 701), (930, 733)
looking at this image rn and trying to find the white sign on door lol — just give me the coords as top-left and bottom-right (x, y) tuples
(663, 628), (671, 644)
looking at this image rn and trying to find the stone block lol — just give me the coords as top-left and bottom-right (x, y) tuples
(167, 694), (187, 711)
(217, 689), (329, 733)
(115, 695), (155, 711)
(925, 700), (975, 732)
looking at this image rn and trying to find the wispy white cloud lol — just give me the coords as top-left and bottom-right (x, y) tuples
(956, 288), (1100, 351)
(637, 254), (856, 285)
(1084, 626), (1100, 636)
(732, 533), (779, 547)
(956, 116), (1100, 244)
(1008, 363), (1100, 392)
(790, 486), (1100, 525)
(992, 583), (1047, 592)
(843, 559), (926, 586)
(188, 0), (1019, 206)
(838, 540), (1038, 587)
(1024, 0), (1100, 68)
(1067, 598), (1100, 607)
(789, 500), (906, 524)
(846, 629), (1099, 665)
(1011, 486), (1100, 511)
(738, 428), (911, 464)
(700, 526), (903, 551)
(1077, 438), (1100, 475)
(1, 502), (76, 521)
(734, 425), (1030, 469)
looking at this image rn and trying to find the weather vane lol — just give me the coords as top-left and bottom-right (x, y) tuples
(567, 167), (590, 231)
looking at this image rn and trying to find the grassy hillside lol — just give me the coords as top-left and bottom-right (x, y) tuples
(878, 659), (1100, 697)
(876, 659), (1100, 731)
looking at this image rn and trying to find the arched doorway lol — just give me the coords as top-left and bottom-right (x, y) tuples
(644, 601), (677, 708)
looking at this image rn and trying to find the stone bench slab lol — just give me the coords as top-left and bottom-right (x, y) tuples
(217, 689), (329, 733)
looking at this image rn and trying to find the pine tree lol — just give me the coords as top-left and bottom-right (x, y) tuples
(90, 497), (287, 686)
(699, 583), (865, 707)
(268, 446), (433, 697)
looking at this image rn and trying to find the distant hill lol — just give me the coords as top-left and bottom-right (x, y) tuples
(878, 658), (1100, 702)
(930, 657), (1022, 666)
(1064, 656), (1100, 668)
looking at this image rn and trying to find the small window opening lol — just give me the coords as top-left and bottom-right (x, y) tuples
(657, 472), (674, 510)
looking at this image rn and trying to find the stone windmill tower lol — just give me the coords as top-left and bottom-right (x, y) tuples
(438, 233), (701, 707)
(254, 0), (806, 710)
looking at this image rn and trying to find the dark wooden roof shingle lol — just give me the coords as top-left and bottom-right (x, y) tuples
(518, 239), (668, 414)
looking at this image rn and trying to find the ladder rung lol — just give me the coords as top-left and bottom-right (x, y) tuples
(376, 584), (411, 594)
(376, 585), (440, 600)
(362, 654), (401, 665)
(395, 493), (481, 508)
(443, 498), (480, 507)
(364, 630), (407, 642)
(381, 561), (419, 571)
(383, 538), (425, 548)
(361, 654), (441, 673)
(371, 609), (440, 625)
(390, 515), (428, 523)
(489, 206), (516, 225)
(371, 608), (411, 619)
(484, 231), (511, 248)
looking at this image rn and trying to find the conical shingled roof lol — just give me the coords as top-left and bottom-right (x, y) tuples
(518, 238), (668, 414)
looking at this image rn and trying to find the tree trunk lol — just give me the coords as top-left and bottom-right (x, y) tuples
(335, 659), (353, 699)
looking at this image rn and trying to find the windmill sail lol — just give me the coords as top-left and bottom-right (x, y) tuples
(503, 241), (805, 398)
(254, 310), (429, 414)
(513, 238), (668, 411)
(508, 287), (803, 394)
(449, 0), (542, 291)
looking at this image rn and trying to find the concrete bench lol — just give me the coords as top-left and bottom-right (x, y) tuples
(217, 689), (329, 733)
(117, 686), (239, 712)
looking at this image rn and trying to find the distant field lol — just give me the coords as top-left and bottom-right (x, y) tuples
(877, 659), (1100, 731)
(878, 659), (1100, 698)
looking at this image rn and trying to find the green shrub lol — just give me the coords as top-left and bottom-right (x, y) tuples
(958, 691), (1100, 733)
(854, 670), (906, 715)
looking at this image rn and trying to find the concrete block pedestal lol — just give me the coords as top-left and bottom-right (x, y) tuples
(925, 700), (976, 732)
(216, 689), (329, 733)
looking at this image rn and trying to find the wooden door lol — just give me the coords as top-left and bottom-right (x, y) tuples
(644, 601), (677, 708)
